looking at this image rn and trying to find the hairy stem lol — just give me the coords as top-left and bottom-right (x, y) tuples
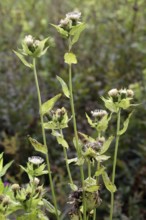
(33, 58), (59, 220)
(109, 109), (121, 220)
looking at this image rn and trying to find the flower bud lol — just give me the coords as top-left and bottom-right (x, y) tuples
(66, 11), (81, 21)
(2, 196), (10, 207)
(24, 35), (34, 46)
(11, 184), (20, 191)
(108, 88), (119, 97)
(91, 110), (107, 119)
(127, 89), (134, 97)
(33, 177), (40, 185)
(119, 88), (127, 98)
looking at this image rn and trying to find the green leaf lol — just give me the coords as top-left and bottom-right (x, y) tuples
(119, 98), (131, 109)
(85, 113), (95, 127)
(0, 160), (13, 177)
(33, 37), (49, 57)
(56, 75), (70, 98)
(100, 136), (114, 155)
(41, 94), (61, 115)
(28, 136), (47, 154)
(102, 171), (117, 193)
(51, 24), (68, 38)
(95, 155), (110, 162)
(64, 52), (77, 64)
(94, 166), (105, 177)
(118, 112), (133, 135)
(56, 136), (69, 149)
(85, 185), (99, 193)
(68, 183), (78, 191)
(101, 97), (118, 113)
(67, 157), (78, 164)
(0, 152), (4, 172)
(97, 115), (108, 132)
(70, 23), (86, 46)
(43, 199), (61, 215)
(13, 51), (32, 68)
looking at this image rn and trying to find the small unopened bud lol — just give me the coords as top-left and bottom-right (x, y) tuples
(11, 184), (20, 191)
(24, 35), (34, 46)
(119, 88), (127, 96)
(33, 177), (40, 185)
(59, 18), (70, 28)
(108, 88), (119, 97)
(2, 196), (10, 206)
(34, 40), (40, 47)
(127, 89), (134, 98)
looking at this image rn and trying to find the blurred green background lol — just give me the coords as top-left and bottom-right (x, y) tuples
(0, 0), (146, 219)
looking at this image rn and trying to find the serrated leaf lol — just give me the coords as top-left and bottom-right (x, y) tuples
(102, 171), (117, 193)
(70, 23), (86, 46)
(119, 98), (131, 109)
(64, 52), (77, 64)
(0, 160), (13, 177)
(56, 75), (70, 98)
(13, 51), (32, 68)
(101, 97), (118, 113)
(100, 136), (114, 155)
(56, 136), (69, 149)
(51, 24), (68, 38)
(28, 136), (47, 154)
(94, 166), (105, 177)
(118, 112), (133, 135)
(41, 94), (61, 115)
(68, 183), (78, 191)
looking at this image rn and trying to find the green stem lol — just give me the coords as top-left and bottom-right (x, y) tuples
(33, 58), (59, 220)
(109, 108), (121, 220)
(88, 160), (91, 178)
(60, 129), (73, 184)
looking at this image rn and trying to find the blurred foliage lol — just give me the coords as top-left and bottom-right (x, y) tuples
(0, 0), (146, 219)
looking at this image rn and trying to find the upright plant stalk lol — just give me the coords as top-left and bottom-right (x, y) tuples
(68, 39), (86, 219)
(33, 58), (59, 220)
(109, 108), (121, 220)
(60, 129), (73, 184)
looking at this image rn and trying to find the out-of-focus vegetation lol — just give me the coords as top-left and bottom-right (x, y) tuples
(0, 0), (146, 219)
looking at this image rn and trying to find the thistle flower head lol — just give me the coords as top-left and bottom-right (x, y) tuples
(59, 18), (70, 28)
(33, 40), (40, 47)
(108, 88), (119, 97)
(66, 11), (81, 21)
(119, 88), (127, 95)
(28, 156), (44, 165)
(11, 184), (20, 191)
(24, 35), (34, 46)
(127, 89), (134, 97)
(91, 109), (108, 118)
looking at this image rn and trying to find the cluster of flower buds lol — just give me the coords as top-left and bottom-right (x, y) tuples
(28, 156), (44, 165)
(108, 88), (134, 99)
(91, 109), (108, 119)
(24, 35), (41, 53)
(59, 10), (81, 30)
(49, 107), (67, 123)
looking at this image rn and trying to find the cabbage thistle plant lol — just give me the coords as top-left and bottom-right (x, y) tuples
(0, 10), (136, 220)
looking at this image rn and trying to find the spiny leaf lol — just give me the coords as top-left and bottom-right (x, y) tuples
(85, 113), (95, 127)
(119, 98), (131, 109)
(0, 160), (13, 177)
(118, 112), (133, 135)
(51, 24), (68, 38)
(101, 97), (118, 113)
(56, 136), (69, 149)
(100, 136), (114, 155)
(56, 75), (70, 98)
(13, 51), (32, 68)
(41, 94), (61, 115)
(64, 52), (77, 64)
(102, 171), (117, 193)
(28, 136), (47, 154)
